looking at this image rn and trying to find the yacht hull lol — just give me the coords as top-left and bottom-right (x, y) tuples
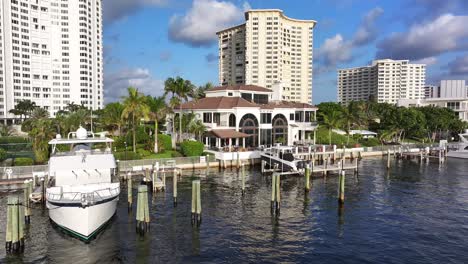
(47, 196), (119, 241)
(447, 152), (468, 159)
(260, 154), (298, 172)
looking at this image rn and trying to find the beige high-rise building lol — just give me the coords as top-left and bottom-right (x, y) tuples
(217, 9), (316, 104)
(338, 59), (426, 104)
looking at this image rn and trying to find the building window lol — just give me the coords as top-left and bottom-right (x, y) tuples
(228, 114), (236, 127)
(239, 114), (259, 147)
(203, 112), (212, 123)
(272, 114), (288, 144)
(260, 113), (272, 124)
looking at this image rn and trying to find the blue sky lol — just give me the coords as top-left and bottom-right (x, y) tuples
(102, 0), (468, 104)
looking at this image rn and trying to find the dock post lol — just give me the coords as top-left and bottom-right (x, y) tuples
(324, 159), (328, 177)
(40, 177), (45, 206)
(304, 164), (311, 192)
(261, 160), (266, 174)
(173, 169), (178, 206)
(152, 163), (158, 193)
(191, 180), (202, 225)
(127, 172), (132, 211)
(237, 152), (240, 169)
(387, 150), (391, 170)
(270, 173), (281, 214)
(162, 169), (166, 191)
(338, 171), (345, 205)
(5, 196), (24, 253)
(23, 180), (31, 224)
(206, 155), (209, 172)
(136, 185), (150, 234)
(354, 158), (358, 175)
(241, 163), (246, 195)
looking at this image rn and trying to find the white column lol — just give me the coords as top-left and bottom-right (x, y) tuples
(229, 138), (232, 152)
(243, 138), (246, 148)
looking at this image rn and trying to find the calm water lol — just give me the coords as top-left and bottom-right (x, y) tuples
(1, 158), (468, 263)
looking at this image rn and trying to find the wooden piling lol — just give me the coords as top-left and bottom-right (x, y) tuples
(304, 164), (311, 192)
(173, 169), (178, 206)
(136, 185), (150, 234)
(23, 180), (31, 224)
(191, 180), (202, 225)
(241, 163), (246, 195)
(338, 170), (345, 205)
(271, 173), (281, 214)
(261, 160), (266, 174)
(387, 150), (391, 169)
(237, 152), (240, 169)
(206, 155), (209, 172)
(40, 177), (45, 206)
(152, 164), (158, 192)
(5, 196), (24, 253)
(162, 169), (166, 191)
(127, 172), (132, 211)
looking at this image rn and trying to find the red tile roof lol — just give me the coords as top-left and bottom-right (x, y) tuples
(210, 129), (251, 139)
(259, 100), (317, 109)
(179, 97), (258, 110)
(207, 85), (272, 93)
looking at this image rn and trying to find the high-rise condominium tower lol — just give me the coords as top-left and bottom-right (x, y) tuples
(0, 0), (103, 122)
(217, 9), (316, 104)
(338, 59), (426, 104)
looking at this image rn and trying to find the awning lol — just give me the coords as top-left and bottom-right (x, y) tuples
(210, 129), (251, 139)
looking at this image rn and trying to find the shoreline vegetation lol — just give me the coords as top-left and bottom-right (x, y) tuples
(0, 78), (466, 166)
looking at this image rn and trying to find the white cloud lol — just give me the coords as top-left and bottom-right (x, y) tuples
(168, 0), (247, 47)
(104, 68), (164, 103)
(316, 7), (383, 68)
(377, 14), (468, 60)
(317, 34), (353, 67)
(413, 57), (438, 66)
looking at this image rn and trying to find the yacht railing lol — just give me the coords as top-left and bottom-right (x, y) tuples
(51, 149), (112, 157)
(47, 186), (120, 206)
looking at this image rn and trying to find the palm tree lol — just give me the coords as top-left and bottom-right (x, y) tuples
(9, 99), (37, 121)
(0, 124), (15, 137)
(189, 82), (213, 100)
(320, 111), (343, 145)
(188, 119), (206, 141)
(146, 95), (168, 153)
(101, 102), (124, 136)
(121, 87), (150, 152)
(29, 119), (56, 163)
(164, 77), (195, 142)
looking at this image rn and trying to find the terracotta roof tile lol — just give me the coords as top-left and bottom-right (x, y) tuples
(179, 97), (258, 110)
(207, 84), (272, 92)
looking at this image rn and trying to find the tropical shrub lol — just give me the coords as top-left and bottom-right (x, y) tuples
(14, 157), (34, 166)
(0, 148), (7, 161)
(157, 134), (172, 151)
(170, 151), (183, 158)
(137, 148), (151, 157)
(0, 136), (29, 144)
(180, 140), (204, 157)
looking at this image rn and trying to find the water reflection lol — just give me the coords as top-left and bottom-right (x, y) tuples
(1, 158), (468, 263)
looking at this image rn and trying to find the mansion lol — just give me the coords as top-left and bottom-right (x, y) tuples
(170, 84), (318, 150)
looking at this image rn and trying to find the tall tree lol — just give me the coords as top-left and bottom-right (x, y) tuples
(320, 111), (343, 145)
(146, 95), (168, 153)
(164, 77), (195, 142)
(101, 102), (124, 136)
(121, 87), (150, 152)
(9, 99), (37, 121)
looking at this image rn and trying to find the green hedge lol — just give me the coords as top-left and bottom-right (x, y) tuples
(0, 148), (6, 161)
(114, 151), (141, 161)
(0, 136), (29, 144)
(14, 157), (34, 166)
(180, 140), (204, 157)
(157, 134), (172, 151)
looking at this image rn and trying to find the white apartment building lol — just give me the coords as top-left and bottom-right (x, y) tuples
(217, 9), (316, 104)
(398, 80), (468, 122)
(0, 0), (104, 123)
(338, 59), (426, 104)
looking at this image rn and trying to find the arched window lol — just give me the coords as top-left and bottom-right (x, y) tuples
(229, 114), (236, 127)
(272, 114), (288, 144)
(239, 114), (259, 147)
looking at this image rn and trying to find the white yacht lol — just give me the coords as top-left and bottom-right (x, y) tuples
(447, 130), (468, 159)
(46, 127), (120, 241)
(261, 145), (307, 173)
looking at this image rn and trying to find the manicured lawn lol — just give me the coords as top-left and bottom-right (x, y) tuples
(141, 150), (182, 159)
